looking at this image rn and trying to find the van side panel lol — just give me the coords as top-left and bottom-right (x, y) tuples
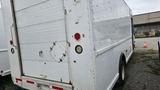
(90, 0), (133, 90)
(95, 40), (132, 90)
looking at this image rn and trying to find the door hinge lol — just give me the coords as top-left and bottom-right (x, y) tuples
(67, 42), (71, 47)
(64, 9), (67, 15)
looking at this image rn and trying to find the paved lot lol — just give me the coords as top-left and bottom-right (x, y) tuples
(0, 75), (23, 90)
(113, 49), (160, 90)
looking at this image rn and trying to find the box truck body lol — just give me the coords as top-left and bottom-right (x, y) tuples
(0, 3), (10, 76)
(3, 0), (133, 89)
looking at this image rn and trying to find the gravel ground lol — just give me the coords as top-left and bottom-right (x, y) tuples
(1, 49), (160, 90)
(113, 49), (160, 90)
(0, 75), (23, 90)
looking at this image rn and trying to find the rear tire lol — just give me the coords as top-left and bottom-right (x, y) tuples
(0, 75), (5, 90)
(118, 60), (126, 85)
(158, 42), (160, 61)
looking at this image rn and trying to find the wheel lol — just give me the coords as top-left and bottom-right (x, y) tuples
(118, 60), (126, 85)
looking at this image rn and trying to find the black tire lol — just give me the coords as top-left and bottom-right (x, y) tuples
(0, 76), (5, 90)
(158, 42), (160, 60)
(118, 60), (126, 86)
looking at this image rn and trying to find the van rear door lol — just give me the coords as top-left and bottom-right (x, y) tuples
(12, 0), (70, 83)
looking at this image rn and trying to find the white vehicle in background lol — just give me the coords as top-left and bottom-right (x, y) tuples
(158, 37), (160, 59)
(3, 0), (133, 90)
(0, 3), (10, 76)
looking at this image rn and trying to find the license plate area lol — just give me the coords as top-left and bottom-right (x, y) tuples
(38, 84), (50, 90)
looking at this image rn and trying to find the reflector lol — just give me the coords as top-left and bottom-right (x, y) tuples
(16, 78), (22, 83)
(75, 45), (83, 54)
(26, 80), (35, 84)
(52, 86), (63, 90)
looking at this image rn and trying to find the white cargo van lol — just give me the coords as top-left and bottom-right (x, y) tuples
(0, 2), (10, 76)
(3, 0), (133, 89)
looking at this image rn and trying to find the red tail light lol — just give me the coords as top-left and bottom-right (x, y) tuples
(26, 80), (35, 84)
(74, 33), (81, 41)
(16, 78), (22, 83)
(52, 86), (63, 90)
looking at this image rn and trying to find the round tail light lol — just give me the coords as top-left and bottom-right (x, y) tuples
(74, 33), (81, 41)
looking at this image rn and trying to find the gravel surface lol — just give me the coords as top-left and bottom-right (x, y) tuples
(113, 49), (160, 90)
(0, 75), (23, 90)
(1, 49), (160, 90)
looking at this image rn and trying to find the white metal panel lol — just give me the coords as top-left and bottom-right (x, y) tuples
(14, 0), (47, 11)
(95, 39), (133, 90)
(91, 0), (131, 51)
(22, 60), (69, 83)
(20, 42), (68, 63)
(64, 0), (96, 90)
(15, 0), (64, 28)
(93, 17), (131, 50)
(0, 8), (7, 49)
(14, 0), (70, 83)
(0, 5), (10, 76)
(90, 0), (133, 90)
(0, 51), (10, 76)
(92, 0), (130, 22)
(18, 21), (66, 44)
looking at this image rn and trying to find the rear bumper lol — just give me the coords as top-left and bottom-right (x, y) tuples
(0, 70), (10, 76)
(14, 76), (73, 90)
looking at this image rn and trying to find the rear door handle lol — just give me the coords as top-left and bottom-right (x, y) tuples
(10, 23), (17, 48)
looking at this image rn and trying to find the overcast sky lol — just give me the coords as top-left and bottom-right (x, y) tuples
(125, 0), (160, 15)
